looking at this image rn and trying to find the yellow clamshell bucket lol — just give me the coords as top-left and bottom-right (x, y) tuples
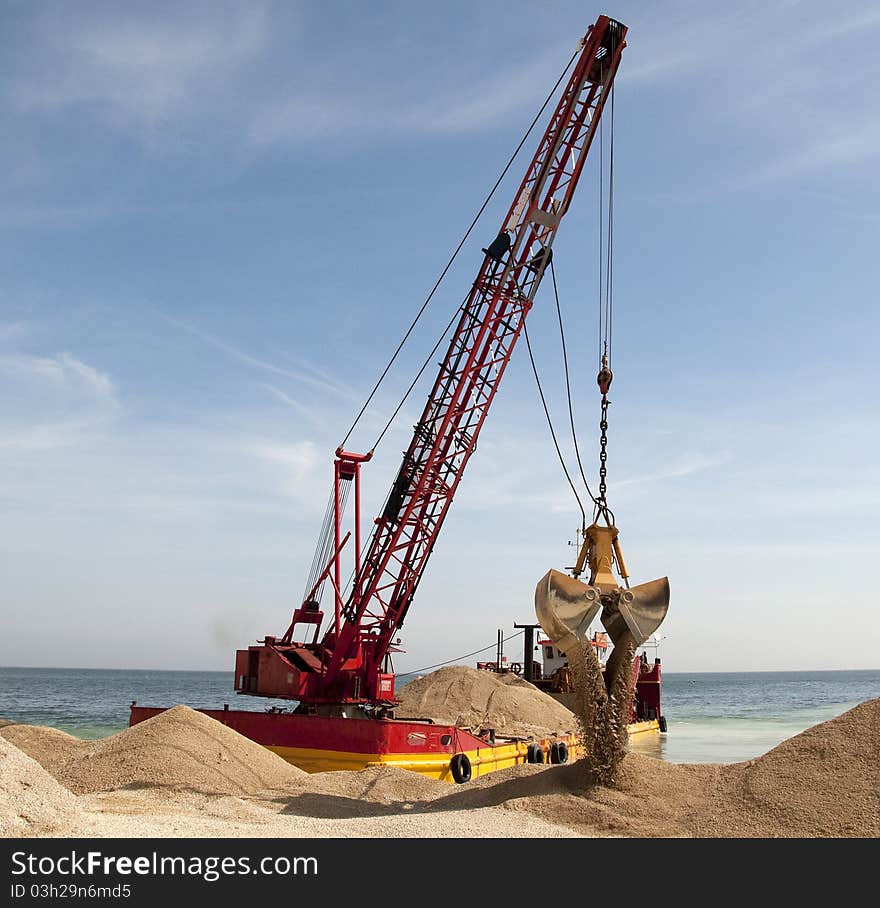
(535, 522), (670, 650)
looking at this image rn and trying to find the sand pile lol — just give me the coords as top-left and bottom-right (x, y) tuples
(55, 705), (306, 796)
(246, 765), (449, 822)
(697, 698), (880, 838)
(486, 699), (880, 838)
(1, 724), (90, 774)
(396, 666), (577, 737)
(303, 765), (443, 804)
(4, 694), (876, 838)
(59, 695), (878, 837)
(0, 736), (80, 837)
(507, 753), (724, 837)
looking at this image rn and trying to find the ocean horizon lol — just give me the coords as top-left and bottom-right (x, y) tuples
(1, 666), (877, 764)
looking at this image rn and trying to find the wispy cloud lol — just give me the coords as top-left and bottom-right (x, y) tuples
(619, 51), (697, 85)
(415, 51), (567, 135)
(619, 1), (880, 192)
(0, 196), (278, 232)
(259, 383), (322, 421)
(782, 6), (880, 49)
(0, 352), (118, 453)
(0, 419), (96, 453)
(0, 351), (116, 401)
(249, 439), (318, 471)
(246, 439), (324, 503)
(612, 452), (726, 490)
(160, 313), (352, 399)
(0, 321), (28, 342)
(11, 3), (270, 125)
(748, 125), (880, 185)
(614, 6), (748, 86)
(249, 46), (570, 146)
(620, 2), (880, 90)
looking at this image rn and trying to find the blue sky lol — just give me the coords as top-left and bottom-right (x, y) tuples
(1, 0), (878, 674)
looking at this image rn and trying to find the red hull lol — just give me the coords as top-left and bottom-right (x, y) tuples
(130, 705), (490, 756)
(128, 705), (579, 781)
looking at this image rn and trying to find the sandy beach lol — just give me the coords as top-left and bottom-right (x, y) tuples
(2, 690), (877, 839)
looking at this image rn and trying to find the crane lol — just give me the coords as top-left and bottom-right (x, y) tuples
(234, 14), (629, 717)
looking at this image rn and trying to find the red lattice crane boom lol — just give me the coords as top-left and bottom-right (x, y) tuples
(234, 14), (627, 714)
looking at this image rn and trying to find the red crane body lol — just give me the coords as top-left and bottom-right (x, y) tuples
(234, 14), (627, 713)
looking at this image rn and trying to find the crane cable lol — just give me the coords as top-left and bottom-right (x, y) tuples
(528, 83), (617, 528)
(522, 320), (587, 527)
(550, 258), (600, 512)
(370, 292), (465, 452)
(595, 83), (615, 525)
(404, 629), (525, 676)
(597, 70), (615, 366)
(602, 85), (615, 364)
(339, 48), (581, 453)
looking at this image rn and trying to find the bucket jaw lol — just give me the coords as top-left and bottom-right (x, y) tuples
(600, 577), (670, 646)
(535, 522), (669, 650)
(535, 571), (669, 650)
(535, 570), (602, 655)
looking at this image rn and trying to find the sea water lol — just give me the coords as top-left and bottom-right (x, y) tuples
(0, 666), (876, 764)
(629, 670), (879, 763)
(0, 667), (293, 740)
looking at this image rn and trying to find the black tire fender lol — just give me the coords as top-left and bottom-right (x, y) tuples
(550, 741), (569, 764)
(450, 752), (472, 784)
(526, 743), (545, 764)
(658, 715), (668, 733)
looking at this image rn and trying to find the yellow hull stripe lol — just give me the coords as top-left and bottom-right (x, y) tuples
(628, 720), (660, 737)
(265, 720), (659, 783)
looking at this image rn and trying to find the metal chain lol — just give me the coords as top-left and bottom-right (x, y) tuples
(598, 395), (609, 504)
(595, 353), (613, 523)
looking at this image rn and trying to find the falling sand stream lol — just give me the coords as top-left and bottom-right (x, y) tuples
(567, 633), (637, 786)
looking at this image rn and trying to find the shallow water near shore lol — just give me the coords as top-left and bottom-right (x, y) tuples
(630, 669), (880, 762)
(0, 666), (877, 763)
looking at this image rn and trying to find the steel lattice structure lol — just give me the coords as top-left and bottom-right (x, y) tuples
(235, 14), (627, 709)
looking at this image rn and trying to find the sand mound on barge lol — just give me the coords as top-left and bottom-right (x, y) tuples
(1, 724), (90, 774)
(396, 665), (577, 737)
(56, 705), (305, 796)
(0, 736), (79, 837)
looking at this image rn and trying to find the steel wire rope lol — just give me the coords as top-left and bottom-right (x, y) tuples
(403, 630), (525, 676)
(371, 291), (467, 452)
(337, 49), (586, 601)
(334, 292), (466, 602)
(604, 84), (615, 363)
(549, 259), (600, 511)
(598, 94), (604, 365)
(595, 82), (616, 528)
(339, 48), (581, 452)
(303, 477), (353, 605)
(303, 491), (336, 597)
(522, 320), (587, 527)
